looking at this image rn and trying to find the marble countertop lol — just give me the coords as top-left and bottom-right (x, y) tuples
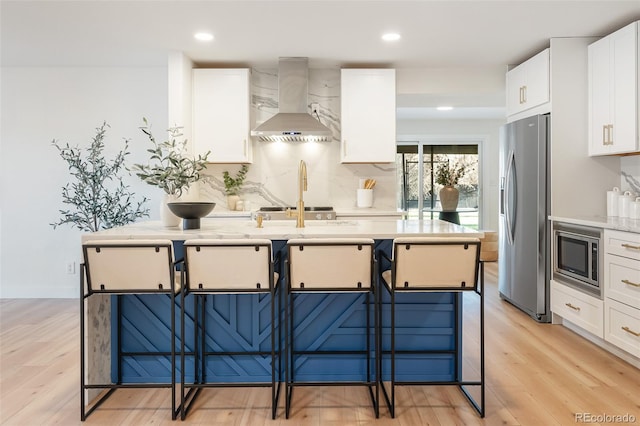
(82, 218), (482, 241)
(334, 209), (406, 217)
(550, 215), (640, 233)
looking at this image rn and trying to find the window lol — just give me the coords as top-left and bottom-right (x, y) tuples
(397, 142), (480, 229)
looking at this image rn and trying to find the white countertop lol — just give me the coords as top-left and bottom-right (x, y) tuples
(82, 218), (482, 241)
(550, 215), (640, 233)
(334, 209), (406, 218)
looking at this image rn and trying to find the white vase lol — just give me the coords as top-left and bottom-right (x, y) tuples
(160, 194), (181, 227)
(439, 186), (459, 212)
(226, 194), (240, 211)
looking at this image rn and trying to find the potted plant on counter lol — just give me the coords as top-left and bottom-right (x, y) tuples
(435, 160), (466, 212)
(223, 164), (249, 210)
(132, 118), (210, 226)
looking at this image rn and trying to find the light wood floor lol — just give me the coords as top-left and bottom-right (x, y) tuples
(1, 263), (639, 425)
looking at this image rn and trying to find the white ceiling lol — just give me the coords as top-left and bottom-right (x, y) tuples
(2, 0), (639, 119)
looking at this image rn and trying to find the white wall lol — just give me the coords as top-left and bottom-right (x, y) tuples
(549, 37), (620, 218)
(0, 67), (167, 298)
(396, 119), (505, 231)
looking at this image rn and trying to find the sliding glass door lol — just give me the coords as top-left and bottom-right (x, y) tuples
(397, 141), (480, 229)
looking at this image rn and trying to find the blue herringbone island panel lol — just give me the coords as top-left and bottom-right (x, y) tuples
(113, 239), (458, 383)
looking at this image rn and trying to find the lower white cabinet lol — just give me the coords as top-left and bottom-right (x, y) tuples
(551, 280), (604, 338)
(604, 298), (640, 358)
(605, 254), (640, 307)
(603, 229), (640, 357)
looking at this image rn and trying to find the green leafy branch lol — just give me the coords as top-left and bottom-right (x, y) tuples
(132, 118), (210, 196)
(51, 122), (149, 232)
(223, 164), (249, 195)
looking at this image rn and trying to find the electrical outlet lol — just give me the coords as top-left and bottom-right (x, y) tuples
(66, 261), (76, 275)
(311, 103), (320, 115)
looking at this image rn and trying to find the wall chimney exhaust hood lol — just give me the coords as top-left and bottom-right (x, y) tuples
(251, 58), (333, 142)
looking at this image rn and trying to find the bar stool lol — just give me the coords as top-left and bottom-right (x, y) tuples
(379, 237), (485, 418)
(285, 238), (378, 418)
(179, 239), (281, 420)
(80, 239), (180, 421)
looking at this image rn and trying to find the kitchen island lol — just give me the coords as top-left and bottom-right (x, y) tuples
(82, 218), (483, 387)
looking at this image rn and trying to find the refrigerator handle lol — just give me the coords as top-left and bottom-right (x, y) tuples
(505, 150), (516, 245)
(499, 177), (505, 214)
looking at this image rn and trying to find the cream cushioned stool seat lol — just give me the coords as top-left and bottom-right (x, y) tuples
(379, 237), (485, 419)
(285, 238), (379, 418)
(80, 239), (179, 421)
(179, 239), (281, 420)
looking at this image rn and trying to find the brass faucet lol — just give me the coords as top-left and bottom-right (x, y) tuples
(287, 160), (308, 228)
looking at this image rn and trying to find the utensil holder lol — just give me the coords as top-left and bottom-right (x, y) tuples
(357, 189), (373, 208)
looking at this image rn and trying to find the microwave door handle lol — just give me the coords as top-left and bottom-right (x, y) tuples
(505, 150), (516, 245)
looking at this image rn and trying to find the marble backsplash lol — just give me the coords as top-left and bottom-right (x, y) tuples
(621, 156), (640, 196)
(196, 67), (398, 211)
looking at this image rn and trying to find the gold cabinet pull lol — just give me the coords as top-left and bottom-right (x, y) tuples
(621, 243), (640, 250)
(621, 279), (640, 288)
(608, 124), (613, 145)
(519, 86), (523, 104)
(621, 326), (640, 337)
(565, 303), (581, 312)
(522, 85), (527, 103)
(602, 125), (607, 146)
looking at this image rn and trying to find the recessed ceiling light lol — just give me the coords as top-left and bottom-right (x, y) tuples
(194, 32), (214, 42)
(437, 106), (454, 111)
(382, 33), (401, 42)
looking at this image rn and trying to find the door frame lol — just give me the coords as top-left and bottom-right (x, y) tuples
(397, 135), (485, 228)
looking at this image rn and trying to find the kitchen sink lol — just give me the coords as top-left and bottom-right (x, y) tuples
(258, 206), (333, 212)
(256, 206), (335, 220)
(256, 219), (355, 227)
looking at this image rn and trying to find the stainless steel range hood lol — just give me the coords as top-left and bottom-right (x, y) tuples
(251, 58), (333, 142)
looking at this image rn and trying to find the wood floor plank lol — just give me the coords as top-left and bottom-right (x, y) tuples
(1, 263), (639, 425)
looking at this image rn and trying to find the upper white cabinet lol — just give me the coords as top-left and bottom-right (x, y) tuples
(588, 21), (639, 156)
(506, 49), (550, 118)
(340, 69), (396, 163)
(192, 68), (252, 163)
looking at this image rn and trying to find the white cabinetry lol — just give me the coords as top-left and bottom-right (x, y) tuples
(551, 280), (604, 337)
(588, 21), (639, 156)
(506, 49), (550, 118)
(340, 69), (396, 163)
(603, 230), (640, 358)
(192, 68), (252, 163)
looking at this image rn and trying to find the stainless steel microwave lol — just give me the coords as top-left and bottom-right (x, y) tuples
(553, 223), (602, 297)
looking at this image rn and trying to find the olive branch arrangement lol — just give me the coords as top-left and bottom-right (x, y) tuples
(51, 122), (149, 232)
(132, 118), (210, 196)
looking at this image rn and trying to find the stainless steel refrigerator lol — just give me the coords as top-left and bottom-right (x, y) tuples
(499, 114), (551, 323)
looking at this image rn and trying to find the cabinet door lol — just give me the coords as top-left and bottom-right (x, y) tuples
(506, 49), (549, 117)
(192, 69), (252, 163)
(604, 298), (640, 358)
(551, 280), (604, 338)
(611, 23), (638, 154)
(589, 21), (639, 156)
(522, 49), (550, 110)
(340, 69), (396, 163)
(506, 64), (526, 116)
(588, 36), (612, 156)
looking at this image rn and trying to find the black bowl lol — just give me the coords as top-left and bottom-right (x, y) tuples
(167, 202), (215, 229)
